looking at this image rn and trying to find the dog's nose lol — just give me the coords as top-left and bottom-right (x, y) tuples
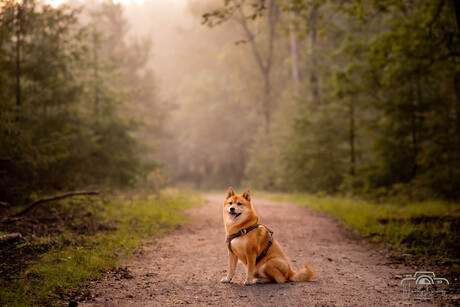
(229, 207), (235, 212)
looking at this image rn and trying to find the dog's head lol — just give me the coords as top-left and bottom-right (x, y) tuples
(223, 187), (257, 226)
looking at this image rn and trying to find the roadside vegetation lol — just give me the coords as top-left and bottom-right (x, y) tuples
(0, 189), (202, 306)
(264, 193), (459, 273)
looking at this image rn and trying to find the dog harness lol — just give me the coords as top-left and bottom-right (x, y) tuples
(225, 224), (274, 263)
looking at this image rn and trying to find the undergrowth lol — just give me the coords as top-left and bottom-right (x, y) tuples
(262, 193), (460, 266)
(0, 189), (202, 306)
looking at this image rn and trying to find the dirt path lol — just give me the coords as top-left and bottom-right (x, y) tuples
(80, 195), (445, 306)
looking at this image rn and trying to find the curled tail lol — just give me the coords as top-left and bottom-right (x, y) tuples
(289, 264), (315, 282)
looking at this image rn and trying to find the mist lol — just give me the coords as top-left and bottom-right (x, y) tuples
(1, 1), (459, 304)
(1, 0), (460, 197)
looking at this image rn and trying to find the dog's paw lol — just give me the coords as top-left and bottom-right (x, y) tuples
(255, 278), (271, 284)
(244, 280), (252, 286)
(220, 277), (232, 283)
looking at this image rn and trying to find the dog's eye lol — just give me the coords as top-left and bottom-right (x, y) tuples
(228, 201), (233, 205)
(237, 202), (242, 206)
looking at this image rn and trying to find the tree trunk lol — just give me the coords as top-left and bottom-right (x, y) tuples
(262, 0), (278, 145)
(308, 6), (320, 105)
(93, 30), (99, 119)
(349, 101), (356, 178)
(454, 0), (460, 33)
(15, 3), (21, 107)
(454, 71), (460, 142)
(233, 0), (279, 145)
(410, 79), (418, 179)
(450, 0), (460, 198)
(289, 12), (301, 96)
(263, 74), (272, 146)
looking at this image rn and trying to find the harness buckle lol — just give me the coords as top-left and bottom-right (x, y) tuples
(240, 229), (247, 235)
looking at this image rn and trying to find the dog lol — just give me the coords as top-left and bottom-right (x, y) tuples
(220, 187), (315, 285)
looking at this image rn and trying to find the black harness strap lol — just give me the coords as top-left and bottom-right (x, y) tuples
(256, 225), (274, 263)
(225, 224), (274, 263)
(225, 224), (260, 254)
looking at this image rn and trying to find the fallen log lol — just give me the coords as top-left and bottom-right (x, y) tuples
(0, 233), (22, 244)
(10, 190), (99, 218)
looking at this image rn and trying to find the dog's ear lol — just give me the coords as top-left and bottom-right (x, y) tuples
(226, 187), (235, 199)
(242, 188), (251, 202)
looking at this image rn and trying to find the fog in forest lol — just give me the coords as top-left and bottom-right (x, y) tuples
(1, 0), (460, 201)
(1, 2), (460, 304)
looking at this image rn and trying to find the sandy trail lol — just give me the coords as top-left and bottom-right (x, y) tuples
(81, 195), (441, 306)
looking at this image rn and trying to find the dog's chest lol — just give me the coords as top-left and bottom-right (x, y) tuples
(230, 236), (252, 263)
(230, 236), (245, 250)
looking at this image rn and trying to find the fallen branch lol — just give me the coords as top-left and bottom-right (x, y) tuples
(0, 218), (21, 224)
(10, 190), (99, 218)
(0, 233), (22, 244)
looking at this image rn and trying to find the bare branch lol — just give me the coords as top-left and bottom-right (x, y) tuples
(10, 190), (100, 218)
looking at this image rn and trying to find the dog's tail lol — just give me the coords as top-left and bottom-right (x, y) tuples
(289, 264), (315, 282)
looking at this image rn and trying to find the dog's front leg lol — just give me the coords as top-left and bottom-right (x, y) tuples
(244, 253), (257, 285)
(221, 251), (238, 283)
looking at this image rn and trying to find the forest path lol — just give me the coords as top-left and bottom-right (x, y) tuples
(81, 195), (434, 306)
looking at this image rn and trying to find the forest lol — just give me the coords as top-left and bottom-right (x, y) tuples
(0, 0), (459, 305)
(172, 0), (460, 200)
(2, 0), (460, 204)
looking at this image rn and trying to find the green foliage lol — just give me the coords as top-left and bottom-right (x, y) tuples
(355, 0), (460, 198)
(261, 0), (460, 199)
(0, 0), (164, 205)
(283, 104), (348, 192)
(0, 189), (202, 306)
(265, 192), (460, 261)
(187, 0), (459, 199)
(245, 132), (278, 190)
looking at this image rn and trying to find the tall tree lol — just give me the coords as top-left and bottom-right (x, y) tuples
(0, 0), (162, 203)
(203, 0), (280, 145)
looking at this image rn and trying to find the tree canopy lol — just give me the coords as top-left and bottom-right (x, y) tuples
(163, 0), (460, 200)
(0, 0), (164, 204)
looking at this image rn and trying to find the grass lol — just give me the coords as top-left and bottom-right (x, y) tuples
(0, 189), (202, 306)
(262, 192), (460, 263)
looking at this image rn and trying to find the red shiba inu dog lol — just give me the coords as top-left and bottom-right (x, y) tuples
(221, 187), (315, 285)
